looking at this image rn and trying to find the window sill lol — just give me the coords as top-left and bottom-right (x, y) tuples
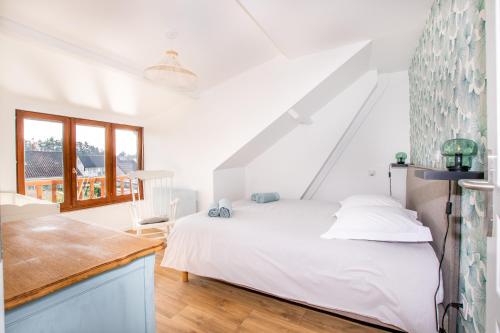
(60, 195), (134, 212)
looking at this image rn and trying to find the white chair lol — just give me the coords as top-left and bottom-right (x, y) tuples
(128, 170), (179, 239)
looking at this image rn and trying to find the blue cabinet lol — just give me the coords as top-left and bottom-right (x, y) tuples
(6, 254), (156, 333)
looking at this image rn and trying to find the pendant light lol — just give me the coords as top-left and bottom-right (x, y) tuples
(144, 32), (198, 92)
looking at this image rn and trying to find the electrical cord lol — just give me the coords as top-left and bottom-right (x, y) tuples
(388, 164), (392, 196)
(439, 303), (464, 333)
(434, 180), (452, 332)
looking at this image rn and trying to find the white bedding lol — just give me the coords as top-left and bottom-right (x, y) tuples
(162, 199), (442, 333)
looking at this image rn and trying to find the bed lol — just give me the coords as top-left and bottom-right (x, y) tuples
(162, 198), (442, 333)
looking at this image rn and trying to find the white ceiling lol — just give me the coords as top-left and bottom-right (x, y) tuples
(0, 0), (279, 90)
(239, 0), (433, 72)
(0, 32), (189, 118)
(0, 0), (433, 97)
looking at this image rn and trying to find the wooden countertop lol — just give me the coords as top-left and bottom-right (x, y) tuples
(3, 215), (164, 310)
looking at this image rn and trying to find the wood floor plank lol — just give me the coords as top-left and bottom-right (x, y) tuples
(239, 310), (316, 333)
(299, 309), (382, 333)
(154, 251), (386, 333)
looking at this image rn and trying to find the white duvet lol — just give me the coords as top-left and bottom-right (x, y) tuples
(162, 199), (441, 333)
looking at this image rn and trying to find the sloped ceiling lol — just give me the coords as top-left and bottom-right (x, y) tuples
(238, 0), (433, 72)
(218, 41), (372, 169)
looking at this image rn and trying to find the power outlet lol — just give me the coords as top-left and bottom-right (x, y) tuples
(368, 170), (376, 176)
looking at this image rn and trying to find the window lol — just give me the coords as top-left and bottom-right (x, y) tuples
(114, 127), (140, 196)
(16, 110), (143, 211)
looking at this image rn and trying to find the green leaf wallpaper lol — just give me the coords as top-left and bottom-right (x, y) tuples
(409, 0), (487, 332)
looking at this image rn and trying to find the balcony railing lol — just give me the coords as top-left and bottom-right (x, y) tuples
(25, 175), (131, 203)
(25, 178), (64, 203)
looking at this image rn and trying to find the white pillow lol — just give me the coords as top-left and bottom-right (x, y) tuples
(334, 206), (421, 225)
(321, 205), (432, 242)
(405, 209), (419, 221)
(340, 195), (403, 209)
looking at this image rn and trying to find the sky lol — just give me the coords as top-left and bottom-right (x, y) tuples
(24, 119), (138, 155)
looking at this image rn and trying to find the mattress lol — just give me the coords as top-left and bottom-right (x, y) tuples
(162, 199), (442, 333)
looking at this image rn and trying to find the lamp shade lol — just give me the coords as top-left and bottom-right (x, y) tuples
(441, 138), (478, 171)
(395, 152), (407, 164)
(144, 50), (198, 92)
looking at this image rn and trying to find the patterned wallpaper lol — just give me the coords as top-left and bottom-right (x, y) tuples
(409, 0), (487, 332)
(460, 190), (487, 332)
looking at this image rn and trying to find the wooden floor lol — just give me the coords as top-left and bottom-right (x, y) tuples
(154, 251), (384, 333)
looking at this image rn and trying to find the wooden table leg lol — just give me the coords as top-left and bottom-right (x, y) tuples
(181, 271), (188, 282)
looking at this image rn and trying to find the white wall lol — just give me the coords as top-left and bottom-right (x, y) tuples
(244, 70), (378, 198)
(145, 42), (371, 210)
(311, 71), (410, 203)
(62, 202), (134, 230)
(218, 41), (372, 170)
(213, 168), (245, 202)
(0, 26), (408, 228)
(0, 29), (372, 227)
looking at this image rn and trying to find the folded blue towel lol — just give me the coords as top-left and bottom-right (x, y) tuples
(255, 192), (280, 204)
(208, 202), (220, 217)
(251, 193), (258, 201)
(218, 198), (233, 218)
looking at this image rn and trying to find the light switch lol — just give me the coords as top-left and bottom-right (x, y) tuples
(368, 170), (376, 176)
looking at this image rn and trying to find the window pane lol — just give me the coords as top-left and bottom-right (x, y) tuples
(115, 129), (138, 196)
(23, 119), (65, 203)
(76, 124), (106, 200)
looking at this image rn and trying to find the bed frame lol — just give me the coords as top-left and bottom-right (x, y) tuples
(177, 165), (460, 332)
